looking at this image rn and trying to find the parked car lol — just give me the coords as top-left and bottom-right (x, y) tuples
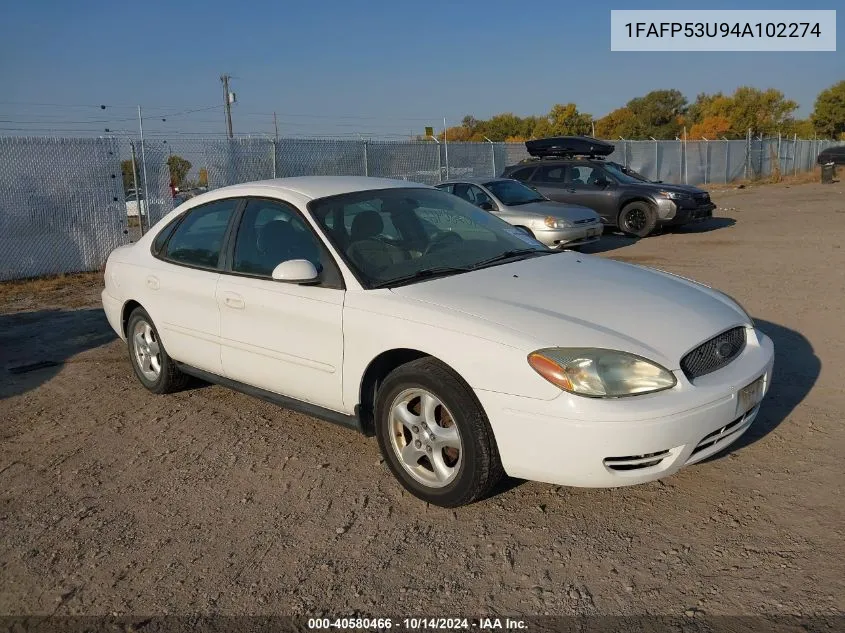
(816, 145), (845, 165)
(102, 176), (774, 507)
(125, 191), (146, 218)
(435, 178), (602, 249)
(502, 137), (716, 237)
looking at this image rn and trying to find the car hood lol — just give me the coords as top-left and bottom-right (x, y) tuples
(391, 253), (748, 369)
(505, 200), (599, 221)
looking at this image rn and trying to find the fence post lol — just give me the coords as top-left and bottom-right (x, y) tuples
(723, 138), (729, 184)
(271, 138), (277, 178)
(677, 137), (682, 184)
(363, 140), (368, 177)
(485, 137), (496, 177)
(653, 138), (659, 182)
(702, 137), (709, 184)
(137, 106), (152, 234)
(745, 128), (751, 180)
(793, 133), (798, 176)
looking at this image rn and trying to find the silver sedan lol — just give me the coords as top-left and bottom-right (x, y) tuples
(436, 178), (603, 249)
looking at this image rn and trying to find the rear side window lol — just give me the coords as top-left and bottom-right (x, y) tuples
(152, 218), (180, 255)
(533, 165), (566, 182)
(163, 199), (239, 269)
(509, 166), (537, 182)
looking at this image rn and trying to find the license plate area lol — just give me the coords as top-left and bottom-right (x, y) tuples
(736, 375), (765, 417)
(587, 228), (601, 237)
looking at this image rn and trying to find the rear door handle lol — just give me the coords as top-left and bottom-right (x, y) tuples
(145, 276), (160, 290)
(222, 291), (245, 310)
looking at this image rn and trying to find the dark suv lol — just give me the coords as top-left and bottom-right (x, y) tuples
(502, 138), (715, 237)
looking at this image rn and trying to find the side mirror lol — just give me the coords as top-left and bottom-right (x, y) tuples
(271, 259), (319, 284)
(477, 200), (494, 211)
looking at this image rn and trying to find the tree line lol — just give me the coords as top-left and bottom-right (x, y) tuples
(121, 155), (208, 193)
(440, 81), (845, 143)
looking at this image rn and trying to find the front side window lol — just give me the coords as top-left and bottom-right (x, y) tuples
(566, 164), (598, 185)
(309, 188), (550, 288)
(163, 198), (238, 268)
(602, 162), (647, 184)
(233, 199), (322, 276)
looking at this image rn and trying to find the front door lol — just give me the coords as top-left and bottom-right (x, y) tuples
(216, 198), (346, 412)
(563, 163), (618, 223)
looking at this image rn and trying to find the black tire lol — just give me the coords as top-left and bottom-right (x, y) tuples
(126, 307), (190, 394)
(514, 225), (534, 238)
(618, 201), (658, 238)
(375, 357), (504, 507)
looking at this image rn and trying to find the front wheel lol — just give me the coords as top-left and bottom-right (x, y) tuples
(375, 358), (503, 507)
(618, 202), (658, 238)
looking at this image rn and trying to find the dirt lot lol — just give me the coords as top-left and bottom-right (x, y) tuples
(1, 183), (844, 618)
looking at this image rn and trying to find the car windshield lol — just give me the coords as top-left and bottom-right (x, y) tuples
(601, 162), (647, 185)
(483, 180), (545, 205)
(309, 187), (551, 288)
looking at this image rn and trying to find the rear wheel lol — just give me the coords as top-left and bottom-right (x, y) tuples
(375, 358), (503, 507)
(618, 202), (658, 238)
(126, 307), (189, 394)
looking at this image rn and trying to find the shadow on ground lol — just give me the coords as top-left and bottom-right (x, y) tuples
(0, 308), (116, 399)
(577, 233), (640, 254)
(662, 217), (736, 234)
(578, 217), (736, 255)
(708, 317), (820, 459)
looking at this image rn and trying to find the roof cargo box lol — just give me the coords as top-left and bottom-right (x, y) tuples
(525, 136), (615, 158)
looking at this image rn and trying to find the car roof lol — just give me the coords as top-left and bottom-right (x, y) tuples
(193, 176), (432, 202)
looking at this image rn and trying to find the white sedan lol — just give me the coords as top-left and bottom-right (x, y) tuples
(101, 176), (774, 507)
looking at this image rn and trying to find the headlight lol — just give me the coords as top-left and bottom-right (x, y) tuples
(527, 348), (676, 398)
(544, 216), (573, 229)
(658, 190), (691, 200)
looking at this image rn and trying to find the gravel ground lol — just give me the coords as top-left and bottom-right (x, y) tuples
(1, 182), (844, 618)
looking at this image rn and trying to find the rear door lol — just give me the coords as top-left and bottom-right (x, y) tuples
(146, 198), (241, 374)
(527, 164), (578, 204)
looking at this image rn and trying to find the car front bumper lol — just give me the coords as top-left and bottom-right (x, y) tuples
(662, 201), (716, 225)
(533, 224), (604, 249)
(474, 328), (774, 488)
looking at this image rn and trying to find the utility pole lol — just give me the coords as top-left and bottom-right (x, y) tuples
(221, 74), (234, 138)
(273, 111), (279, 140)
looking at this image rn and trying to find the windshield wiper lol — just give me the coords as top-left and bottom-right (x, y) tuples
(471, 248), (552, 270)
(509, 198), (545, 206)
(370, 266), (471, 289)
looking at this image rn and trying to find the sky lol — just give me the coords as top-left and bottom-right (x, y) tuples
(0, 0), (842, 139)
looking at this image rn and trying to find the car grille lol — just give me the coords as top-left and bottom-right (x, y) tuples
(680, 327), (746, 380)
(603, 450), (671, 471)
(694, 192), (711, 203)
(574, 217), (599, 225)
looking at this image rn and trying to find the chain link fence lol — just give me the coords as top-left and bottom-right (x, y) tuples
(0, 134), (839, 280)
(0, 137), (129, 281)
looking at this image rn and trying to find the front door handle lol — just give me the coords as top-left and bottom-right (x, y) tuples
(222, 291), (245, 310)
(145, 276), (160, 290)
